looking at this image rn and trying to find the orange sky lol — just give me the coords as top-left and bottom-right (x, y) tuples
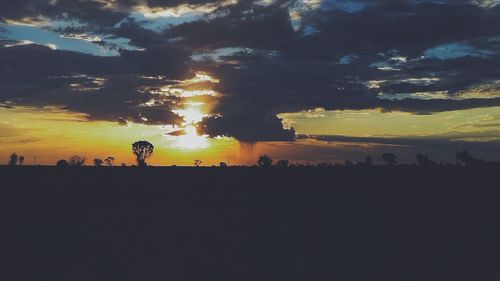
(2, 104), (500, 166)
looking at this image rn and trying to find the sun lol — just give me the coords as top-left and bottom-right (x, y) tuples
(164, 72), (220, 150)
(169, 102), (210, 150)
(172, 102), (206, 124)
(172, 125), (209, 150)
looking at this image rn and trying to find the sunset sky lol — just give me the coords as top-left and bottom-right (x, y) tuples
(1, 0), (500, 165)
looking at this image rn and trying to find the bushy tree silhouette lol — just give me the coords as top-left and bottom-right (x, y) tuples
(132, 141), (154, 167)
(8, 153), (18, 166)
(275, 160), (289, 168)
(18, 156), (24, 165)
(416, 153), (437, 166)
(456, 150), (485, 167)
(382, 153), (397, 166)
(194, 160), (202, 167)
(104, 156), (115, 167)
(56, 159), (69, 167)
(94, 158), (103, 167)
(69, 155), (86, 167)
(257, 155), (273, 168)
(219, 162), (228, 167)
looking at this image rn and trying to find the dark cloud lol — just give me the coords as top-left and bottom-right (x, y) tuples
(0, 0), (127, 26)
(0, 44), (190, 126)
(165, 3), (296, 51)
(293, 2), (500, 58)
(113, 19), (166, 47)
(167, 1), (499, 140)
(1, 0), (500, 141)
(199, 114), (296, 142)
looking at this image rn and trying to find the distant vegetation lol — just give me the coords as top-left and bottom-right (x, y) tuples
(5, 141), (500, 168)
(104, 157), (115, 167)
(93, 158), (103, 167)
(69, 155), (86, 167)
(382, 153), (397, 166)
(8, 153), (18, 166)
(257, 155), (273, 168)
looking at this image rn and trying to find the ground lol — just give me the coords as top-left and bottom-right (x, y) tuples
(1, 166), (499, 281)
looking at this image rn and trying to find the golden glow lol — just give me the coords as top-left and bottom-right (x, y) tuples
(185, 72), (220, 84)
(279, 107), (500, 141)
(2, 104), (499, 165)
(0, 106), (241, 166)
(167, 72), (220, 150)
(170, 125), (209, 150)
(134, 0), (237, 18)
(2, 67), (499, 166)
(173, 102), (207, 124)
(0, 72), (228, 164)
(165, 89), (219, 97)
(158, 72), (221, 97)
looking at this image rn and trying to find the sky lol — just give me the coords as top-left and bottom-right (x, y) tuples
(1, 0), (500, 166)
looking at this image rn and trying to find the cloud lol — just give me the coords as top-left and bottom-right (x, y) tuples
(0, 44), (191, 126)
(165, 3), (296, 51)
(199, 114), (296, 142)
(1, 0), (500, 141)
(0, 21), (138, 56)
(423, 43), (494, 60)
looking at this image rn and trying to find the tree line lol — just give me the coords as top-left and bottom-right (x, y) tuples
(5, 140), (499, 167)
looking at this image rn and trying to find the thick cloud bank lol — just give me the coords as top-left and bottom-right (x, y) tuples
(1, 0), (499, 141)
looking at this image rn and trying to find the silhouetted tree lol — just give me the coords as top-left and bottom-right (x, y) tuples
(344, 160), (354, 167)
(275, 160), (289, 168)
(456, 150), (485, 167)
(121, 163), (127, 167)
(104, 156), (115, 167)
(365, 156), (373, 166)
(416, 153), (437, 166)
(194, 160), (202, 167)
(382, 153), (397, 166)
(56, 159), (69, 167)
(8, 153), (18, 166)
(257, 155), (273, 168)
(93, 158), (103, 167)
(69, 155), (86, 167)
(132, 141), (154, 167)
(18, 155), (25, 165)
(219, 162), (228, 167)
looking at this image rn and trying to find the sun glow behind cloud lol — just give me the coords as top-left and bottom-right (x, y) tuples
(2, 104), (500, 166)
(134, 0), (237, 18)
(129, 0), (237, 30)
(0, 106), (239, 166)
(173, 102), (207, 124)
(169, 125), (209, 149)
(163, 72), (221, 150)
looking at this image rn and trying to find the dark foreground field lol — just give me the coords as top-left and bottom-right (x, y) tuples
(1, 166), (499, 281)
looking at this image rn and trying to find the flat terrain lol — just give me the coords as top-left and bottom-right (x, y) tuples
(1, 166), (499, 281)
